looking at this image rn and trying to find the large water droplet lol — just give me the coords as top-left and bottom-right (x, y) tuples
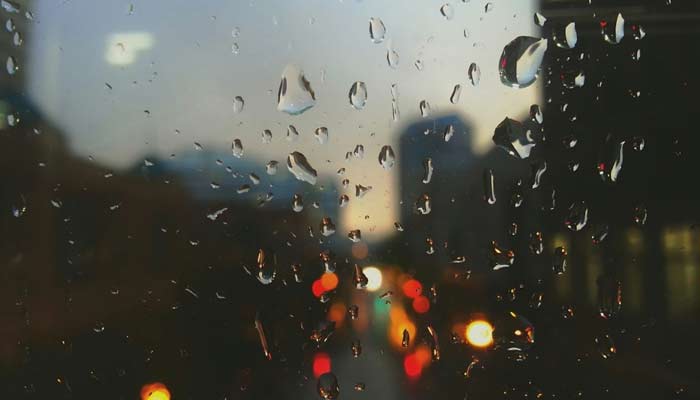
(378, 145), (395, 169)
(277, 64), (316, 115)
(6, 55), (17, 75)
(419, 100), (431, 117)
(483, 169), (497, 204)
(450, 84), (462, 104)
(349, 81), (368, 110)
(554, 22), (577, 49)
(422, 158), (434, 184)
(287, 152), (317, 185)
(491, 241), (515, 270)
(468, 62), (481, 86)
(232, 139), (244, 158)
(597, 274), (622, 319)
(339, 194), (349, 208)
(498, 37), (548, 88)
(602, 13), (625, 44)
(317, 372), (340, 399)
(595, 333), (617, 359)
(565, 201), (589, 231)
(493, 117), (536, 159)
(369, 17), (386, 43)
(315, 127), (329, 144)
(232, 96), (244, 113)
(553, 247), (567, 275)
(494, 312), (535, 354)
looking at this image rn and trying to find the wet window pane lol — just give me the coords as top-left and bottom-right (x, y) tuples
(1, 0), (699, 399)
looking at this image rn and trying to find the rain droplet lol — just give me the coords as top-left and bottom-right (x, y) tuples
(597, 140), (625, 183)
(443, 124), (455, 142)
(483, 169), (497, 205)
(468, 63), (481, 86)
(419, 100), (431, 117)
(353, 144), (365, 159)
(237, 184), (251, 194)
(12, 31), (21, 46)
(595, 334), (617, 359)
(534, 12), (547, 27)
(353, 264), (369, 289)
(402, 329), (410, 347)
(493, 312), (535, 353)
(493, 117), (536, 159)
(633, 205), (647, 226)
(1, 1), (20, 13)
(314, 127), (329, 144)
(339, 194), (349, 208)
(6, 55), (18, 75)
(591, 224), (609, 244)
(11, 193), (26, 217)
(529, 104), (543, 124)
(422, 158), (434, 184)
(440, 3), (454, 20)
(491, 241), (515, 270)
(427, 325), (441, 360)
(450, 84), (462, 104)
(554, 22), (578, 49)
(631, 136), (645, 151)
(530, 161), (547, 189)
(351, 340), (362, 357)
(287, 151), (318, 185)
(369, 17), (387, 43)
(292, 194), (304, 212)
(232, 96), (244, 113)
(597, 274), (622, 319)
(277, 64), (316, 115)
(602, 13), (625, 44)
(255, 314), (273, 360)
(498, 37), (548, 88)
(354, 383), (365, 392)
(317, 373), (340, 400)
(484, 2), (494, 13)
(394, 222), (404, 232)
(387, 48), (399, 68)
(320, 217), (336, 237)
(6, 18), (15, 32)
(355, 184), (372, 198)
(378, 145), (396, 169)
(256, 249), (276, 285)
(348, 229), (362, 242)
(632, 24), (646, 40)
(553, 247), (567, 275)
(286, 125), (300, 142)
(415, 193), (432, 215)
(414, 59), (424, 71)
(529, 231), (543, 255)
(249, 173), (260, 185)
(348, 305), (359, 319)
(232, 139), (244, 158)
(565, 201), (589, 231)
(349, 81), (368, 110)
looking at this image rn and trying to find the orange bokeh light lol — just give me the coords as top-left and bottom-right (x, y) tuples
(327, 302), (346, 327)
(320, 272), (339, 291)
(313, 352), (331, 378)
(140, 382), (171, 400)
(402, 279), (423, 299)
(412, 295), (430, 314)
(465, 320), (494, 348)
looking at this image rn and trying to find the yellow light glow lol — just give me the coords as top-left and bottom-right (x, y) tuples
(362, 267), (382, 291)
(140, 382), (171, 400)
(465, 320), (494, 348)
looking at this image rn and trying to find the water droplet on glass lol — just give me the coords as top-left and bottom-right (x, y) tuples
(5, 18), (15, 32)
(354, 383), (365, 392)
(553, 247), (567, 275)
(493, 117), (536, 159)
(529, 231), (543, 255)
(595, 333), (617, 359)
(632, 24), (646, 40)
(378, 145), (395, 169)
(602, 13), (625, 44)
(277, 64), (316, 115)
(369, 17), (387, 43)
(232, 139), (244, 158)
(320, 217), (336, 237)
(565, 201), (589, 231)
(484, 2), (494, 12)
(530, 160), (547, 189)
(355, 184), (372, 198)
(493, 312), (535, 354)
(554, 22), (578, 49)
(450, 84), (462, 104)
(597, 140), (625, 183)
(231, 43), (240, 54)
(394, 222), (404, 232)
(1, 1), (20, 13)
(387, 48), (399, 68)
(631, 136), (645, 151)
(348, 229), (362, 242)
(256, 249), (276, 285)
(287, 152), (318, 185)
(534, 12), (547, 27)
(232, 96), (244, 113)
(254, 313), (273, 360)
(249, 173), (260, 185)
(292, 194), (304, 212)
(422, 158), (434, 184)
(498, 37), (548, 88)
(483, 169), (497, 205)
(414, 59), (423, 71)
(427, 325), (441, 361)
(597, 274), (622, 319)
(314, 127), (329, 144)
(6, 55), (18, 75)
(353, 144), (365, 159)
(468, 62), (481, 86)
(419, 100), (431, 117)
(339, 194), (349, 208)
(443, 124), (455, 142)
(440, 3), (454, 20)
(491, 241), (515, 270)
(317, 372), (340, 400)
(529, 291), (544, 309)
(416, 193), (432, 215)
(349, 81), (368, 110)
(237, 184), (251, 194)
(351, 340), (362, 357)
(12, 31), (21, 46)
(591, 223), (609, 244)
(11, 193), (26, 217)
(348, 304), (359, 320)
(633, 205), (647, 226)
(353, 264), (369, 289)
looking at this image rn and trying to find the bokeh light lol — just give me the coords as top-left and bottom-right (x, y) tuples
(320, 272), (339, 291)
(140, 382), (171, 400)
(403, 353), (422, 378)
(362, 267), (383, 291)
(402, 279), (423, 298)
(313, 352), (331, 378)
(412, 295), (430, 314)
(465, 320), (494, 348)
(327, 302), (346, 327)
(311, 279), (325, 298)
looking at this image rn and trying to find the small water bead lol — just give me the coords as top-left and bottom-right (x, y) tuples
(232, 139), (244, 158)
(468, 62), (481, 86)
(493, 312), (535, 353)
(232, 96), (244, 113)
(565, 201), (589, 231)
(553, 247), (567, 275)
(378, 145), (396, 169)
(483, 169), (496, 205)
(601, 13), (625, 44)
(591, 223), (609, 244)
(256, 249), (276, 285)
(351, 340), (362, 357)
(6, 55), (18, 75)
(353, 264), (369, 288)
(491, 241), (515, 270)
(261, 129), (272, 143)
(348, 230), (362, 242)
(317, 372), (340, 399)
(595, 334), (617, 359)
(530, 104), (543, 124)
(402, 329), (410, 347)
(339, 195), (349, 208)
(387, 48), (399, 68)
(422, 158), (434, 184)
(292, 194), (304, 212)
(553, 22), (578, 49)
(314, 127), (329, 144)
(237, 185), (251, 194)
(265, 161), (278, 175)
(450, 84), (462, 104)
(415, 193), (432, 215)
(631, 136), (645, 151)
(348, 305), (359, 320)
(353, 144), (365, 159)
(440, 3), (454, 20)
(531, 161), (547, 189)
(597, 274), (622, 319)
(320, 217), (336, 237)
(529, 232), (544, 255)
(633, 205), (647, 225)
(443, 124), (455, 142)
(355, 184), (372, 198)
(419, 100), (431, 117)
